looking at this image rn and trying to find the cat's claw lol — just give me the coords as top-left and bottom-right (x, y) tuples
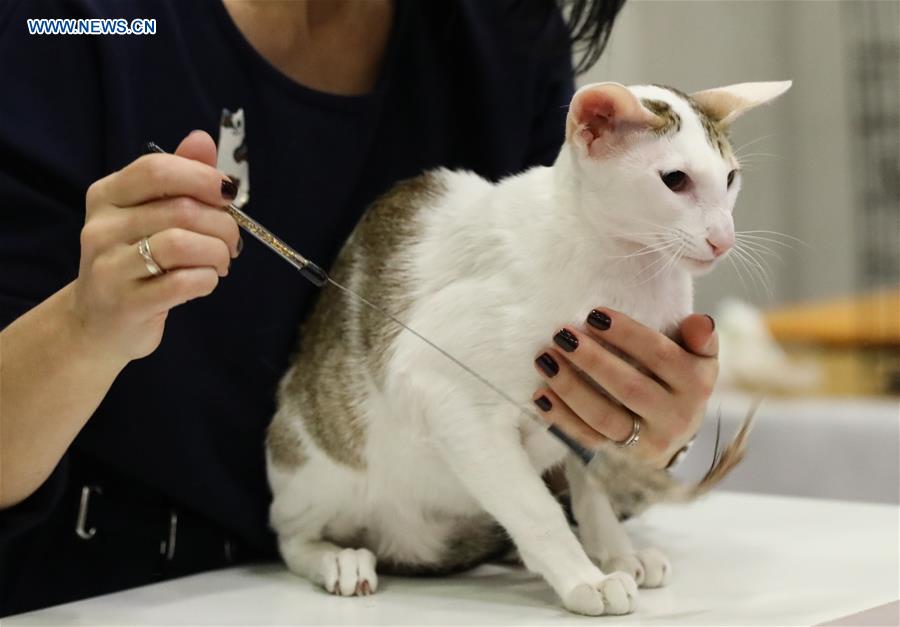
(562, 571), (638, 616)
(321, 548), (379, 597)
(603, 548), (671, 589)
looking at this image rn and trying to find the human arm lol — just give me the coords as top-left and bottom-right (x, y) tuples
(0, 132), (240, 508)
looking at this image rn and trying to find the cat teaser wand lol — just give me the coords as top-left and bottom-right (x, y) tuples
(147, 142), (598, 464)
(146, 142), (597, 465)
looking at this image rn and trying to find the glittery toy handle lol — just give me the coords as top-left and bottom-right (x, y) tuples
(224, 201), (329, 287)
(144, 142), (330, 288)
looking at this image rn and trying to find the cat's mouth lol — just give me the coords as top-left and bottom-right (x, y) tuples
(681, 255), (717, 272)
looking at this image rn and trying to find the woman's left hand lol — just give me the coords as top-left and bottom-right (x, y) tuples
(532, 309), (718, 469)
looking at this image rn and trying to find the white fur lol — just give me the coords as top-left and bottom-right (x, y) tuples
(268, 82), (789, 615)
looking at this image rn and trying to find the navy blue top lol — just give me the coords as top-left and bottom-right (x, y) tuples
(0, 0), (573, 612)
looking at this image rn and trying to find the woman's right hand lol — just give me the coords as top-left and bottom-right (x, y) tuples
(70, 130), (241, 363)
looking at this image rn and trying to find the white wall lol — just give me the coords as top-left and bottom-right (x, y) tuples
(579, 0), (862, 312)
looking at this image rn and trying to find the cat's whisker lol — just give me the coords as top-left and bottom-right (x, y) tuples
(730, 247), (763, 295)
(736, 233), (782, 246)
(735, 153), (780, 165)
(605, 244), (679, 267)
(635, 239), (686, 286)
(741, 244), (777, 284)
(736, 230), (808, 247)
(732, 133), (776, 156)
(731, 245), (773, 298)
(618, 241), (681, 275)
(737, 241), (781, 261)
(728, 246), (758, 291)
(660, 241), (688, 281)
(735, 242), (775, 278)
(735, 238), (782, 261)
(727, 255), (750, 294)
(632, 250), (672, 281)
(735, 152), (780, 160)
(607, 237), (681, 258)
(553, 234), (680, 261)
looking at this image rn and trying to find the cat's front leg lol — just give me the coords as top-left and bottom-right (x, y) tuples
(565, 456), (671, 588)
(420, 381), (637, 616)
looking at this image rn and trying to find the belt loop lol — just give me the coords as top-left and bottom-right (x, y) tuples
(159, 510), (178, 561)
(75, 485), (102, 540)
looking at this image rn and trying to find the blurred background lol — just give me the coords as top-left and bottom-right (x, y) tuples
(576, 0), (899, 504)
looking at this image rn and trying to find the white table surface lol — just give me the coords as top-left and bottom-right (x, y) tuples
(9, 491), (899, 626)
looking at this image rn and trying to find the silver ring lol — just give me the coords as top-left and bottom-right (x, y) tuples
(614, 416), (641, 448)
(138, 236), (164, 277)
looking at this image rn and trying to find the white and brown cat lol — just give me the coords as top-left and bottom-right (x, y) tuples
(266, 80), (790, 616)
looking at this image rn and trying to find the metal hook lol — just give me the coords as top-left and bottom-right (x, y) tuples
(159, 510), (178, 561)
(75, 485), (101, 540)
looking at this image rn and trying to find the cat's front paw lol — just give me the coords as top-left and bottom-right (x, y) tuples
(321, 548), (378, 596)
(562, 571), (638, 616)
(602, 548), (671, 588)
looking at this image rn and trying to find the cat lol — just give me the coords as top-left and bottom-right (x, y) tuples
(266, 80), (791, 616)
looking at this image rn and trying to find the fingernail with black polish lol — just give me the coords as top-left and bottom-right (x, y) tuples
(587, 309), (611, 330)
(236, 235), (244, 257)
(221, 177), (238, 201)
(534, 395), (552, 412)
(705, 314), (716, 331)
(535, 352), (559, 377)
(553, 329), (578, 352)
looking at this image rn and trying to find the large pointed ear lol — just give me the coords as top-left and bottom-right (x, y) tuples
(691, 81), (792, 126)
(566, 82), (664, 157)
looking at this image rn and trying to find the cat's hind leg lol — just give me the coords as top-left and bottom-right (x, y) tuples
(565, 456), (671, 588)
(268, 445), (378, 597)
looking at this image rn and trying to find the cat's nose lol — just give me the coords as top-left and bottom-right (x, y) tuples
(706, 234), (734, 257)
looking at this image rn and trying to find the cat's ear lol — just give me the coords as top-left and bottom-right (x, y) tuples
(566, 82), (664, 157)
(691, 81), (792, 126)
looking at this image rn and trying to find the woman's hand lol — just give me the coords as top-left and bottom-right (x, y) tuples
(1, 130), (242, 507)
(532, 309), (718, 469)
(70, 130), (241, 364)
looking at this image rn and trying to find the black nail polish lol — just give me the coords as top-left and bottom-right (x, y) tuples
(535, 353), (559, 377)
(534, 395), (552, 412)
(221, 177), (238, 201)
(705, 314), (716, 331)
(236, 235), (244, 257)
(553, 329), (578, 352)
(587, 309), (611, 331)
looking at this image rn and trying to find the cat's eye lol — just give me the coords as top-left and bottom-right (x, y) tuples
(727, 169), (738, 188)
(660, 170), (689, 192)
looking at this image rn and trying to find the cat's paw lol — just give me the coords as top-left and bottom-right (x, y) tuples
(636, 547), (671, 588)
(602, 548), (671, 588)
(321, 548), (378, 596)
(562, 571), (638, 616)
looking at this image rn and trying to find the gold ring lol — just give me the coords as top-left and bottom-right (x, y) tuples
(614, 416), (641, 448)
(138, 236), (164, 277)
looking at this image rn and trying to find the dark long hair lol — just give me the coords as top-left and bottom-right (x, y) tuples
(505, 0), (627, 74)
(559, 0), (627, 73)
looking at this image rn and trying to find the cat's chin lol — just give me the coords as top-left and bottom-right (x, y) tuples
(679, 255), (718, 276)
